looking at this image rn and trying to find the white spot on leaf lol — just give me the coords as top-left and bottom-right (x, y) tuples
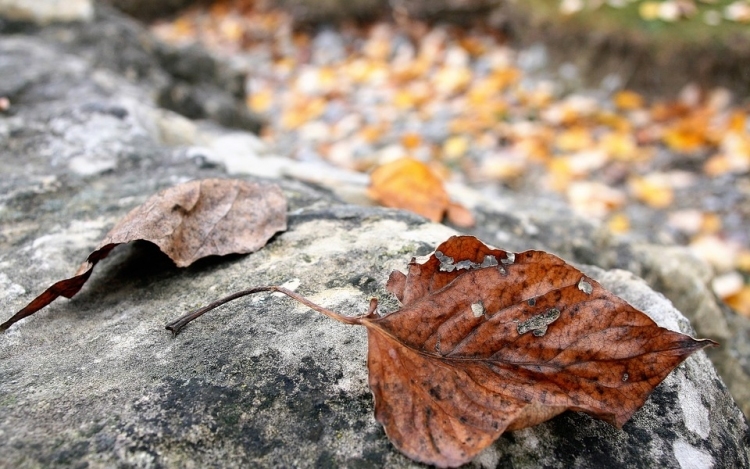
(578, 277), (593, 295)
(471, 301), (485, 317)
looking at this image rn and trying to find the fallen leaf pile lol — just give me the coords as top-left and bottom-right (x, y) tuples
(1, 179), (287, 331)
(167, 235), (715, 467)
(151, 1), (750, 317)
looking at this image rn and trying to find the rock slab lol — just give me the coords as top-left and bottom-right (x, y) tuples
(0, 5), (749, 469)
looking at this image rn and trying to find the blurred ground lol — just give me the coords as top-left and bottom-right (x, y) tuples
(150, 0), (750, 318)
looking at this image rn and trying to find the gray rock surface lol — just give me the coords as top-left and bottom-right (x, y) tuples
(0, 3), (261, 134)
(1, 5), (749, 469)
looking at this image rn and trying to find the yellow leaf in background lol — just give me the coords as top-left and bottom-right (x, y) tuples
(703, 154), (733, 176)
(171, 16), (196, 38)
(478, 153), (526, 182)
(219, 16), (244, 42)
(273, 57), (296, 74)
(515, 138), (550, 163)
(280, 97), (326, 130)
(629, 175), (674, 208)
(392, 59), (429, 83)
(442, 136), (470, 160)
(490, 68), (521, 90)
(567, 181), (627, 218)
(451, 101), (507, 135)
(519, 86), (554, 109)
(613, 90), (644, 110)
(725, 286), (750, 318)
(248, 89), (273, 113)
(394, 89), (417, 110)
(599, 131), (640, 161)
(690, 234), (741, 272)
(280, 111), (305, 130)
(727, 111), (747, 132)
(458, 36), (487, 57)
(597, 111), (632, 132)
(360, 124), (388, 143)
(663, 124), (705, 152)
(563, 149), (608, 176)
(467, 77), (504, 105)
(607, 213), (631, 234)
(318, 67), (338, 91)
(363, 27), (392, 61)
(554, 127), (593, 153)
(704, 132), (750, 175)
(433, 66), (472, 95)
(712, 271), (744, 300)
(345, 59), (388, 84)
(401, 132), (422, 150)
(737, 251), (750, 272)
(701, 212), (723, 234)
(367, 157), (449, 222)
(545, 158), (574, 192)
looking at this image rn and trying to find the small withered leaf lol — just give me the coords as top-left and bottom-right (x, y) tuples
(165, 235), (715, 468)
(2, 179), (287, 331)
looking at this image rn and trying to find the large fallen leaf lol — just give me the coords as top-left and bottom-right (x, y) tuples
(1, 179), (287, 331)
(167, 235), (714, 468)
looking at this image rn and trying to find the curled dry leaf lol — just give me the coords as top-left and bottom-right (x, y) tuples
(367, 157), (475, 227)
(1, 179), (287, 331)
(166, 235), (715, 468)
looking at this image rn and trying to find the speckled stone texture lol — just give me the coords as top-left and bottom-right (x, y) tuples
(0, 5), (749, 469)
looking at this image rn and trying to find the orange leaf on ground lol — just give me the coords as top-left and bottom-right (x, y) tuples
(607, 212), (631, 234)
(725, 286), (750, 318)
(368, 157), (472, 225)
(629, 175), (674, 209)
(613, 90), (644, 110)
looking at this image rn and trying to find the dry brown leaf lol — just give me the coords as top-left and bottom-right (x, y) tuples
(1, 179), (287, 331)
(167, 235), (714, 468)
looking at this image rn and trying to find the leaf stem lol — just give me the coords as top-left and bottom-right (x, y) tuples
(165, 286), (361, 335)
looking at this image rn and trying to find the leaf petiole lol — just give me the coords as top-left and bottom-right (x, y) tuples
(165, 286), (361, 335)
